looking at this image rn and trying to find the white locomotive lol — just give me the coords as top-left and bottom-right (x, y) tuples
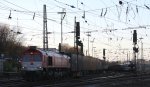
(21, 46), (70, 80)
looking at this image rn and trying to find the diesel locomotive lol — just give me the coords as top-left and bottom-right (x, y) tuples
(20, 46), (107, 81)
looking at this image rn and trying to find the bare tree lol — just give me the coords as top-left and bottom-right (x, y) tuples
(0, 24), (25, 59)
(60, 43), (82, 54)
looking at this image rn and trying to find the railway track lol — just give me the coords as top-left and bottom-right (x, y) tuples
(0, 78), (25, 87)
(32, 72), (130, 87)
(0, 72), (126, 87)
(74, 73), (150, 87)
(1, 72), (149, 87)
(33, 73), (150, 87)
(0, 72), (25, 87)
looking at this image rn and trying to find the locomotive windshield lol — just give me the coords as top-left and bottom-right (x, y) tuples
(22, 54), (42, 62)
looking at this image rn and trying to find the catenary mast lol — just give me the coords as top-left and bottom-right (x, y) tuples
(43, 5), (48, 51)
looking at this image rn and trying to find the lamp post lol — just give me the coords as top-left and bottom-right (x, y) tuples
(139, 37), (144, 72)
(58, 9), (66, 45)
(93, 47), (96, 57)
(91, 38), (95, 57)
(139, 37), (143, 60)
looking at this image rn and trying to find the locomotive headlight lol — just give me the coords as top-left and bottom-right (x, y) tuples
(22, 67), (27, 69)
(37, 67), (42, 69)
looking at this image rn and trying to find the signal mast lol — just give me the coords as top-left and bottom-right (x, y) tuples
(133, 30), (138, 71)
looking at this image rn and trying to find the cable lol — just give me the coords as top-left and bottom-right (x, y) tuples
(3, 0), (33, 12)
(0, 0), (140, 31)
(0, 0), (150, 50)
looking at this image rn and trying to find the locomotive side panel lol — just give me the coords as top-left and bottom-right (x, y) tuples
(53, 55), (61, 67)
(45, 52), (70, 69)
(42, 55), (48, 68)
(62, 55), (70, 68)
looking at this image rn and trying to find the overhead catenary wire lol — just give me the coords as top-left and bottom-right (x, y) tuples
(0, 0), (150, 54)
(0, 0), (147, 29)
(0, 2), (147, 33)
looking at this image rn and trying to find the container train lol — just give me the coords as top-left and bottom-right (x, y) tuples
(20, 46), (150, 81)
(20, 46), (107, 81)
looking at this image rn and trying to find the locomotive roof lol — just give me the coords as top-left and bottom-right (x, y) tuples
(37, 49), (70, 59)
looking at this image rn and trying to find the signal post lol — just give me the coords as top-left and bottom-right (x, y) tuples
(133, 30), (138, 72)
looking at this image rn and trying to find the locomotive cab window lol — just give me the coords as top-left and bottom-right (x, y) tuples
(48, 56), (52, 66)
(22, 54), (42, 62)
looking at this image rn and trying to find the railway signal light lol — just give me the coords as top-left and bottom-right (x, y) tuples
(133, 47), (139, 53)
(133, 30), (137, 44)
(103, 49), (106, 60)
(58, 43), (61, 52)
(76, 22), (80, 39)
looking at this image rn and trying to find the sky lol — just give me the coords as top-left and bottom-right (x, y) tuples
(0, 0), (150, 61)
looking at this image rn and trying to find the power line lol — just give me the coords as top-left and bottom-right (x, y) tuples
(3, 0), (33, 12)
(0, 0), (146, 29)
(0, 0), (150, 50)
